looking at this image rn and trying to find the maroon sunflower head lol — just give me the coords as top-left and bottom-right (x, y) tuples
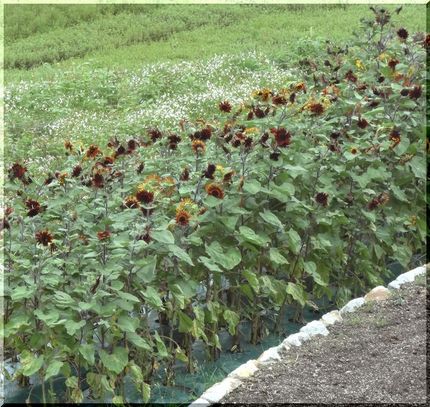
(254, 107), (267, 118)
(72, 165), (82, 178)
(97, 230), (111, 241)
(309, 102), (325, 115)
(137, 162), (145, 174)
(400, 88), (409, 97)
(204, 164), (216, 179)
(409, 85), (422, 100)
(271, 128), (292, 148)
(114, 145), (126, 158)
(10, 163), (27, 180)
(86, 145), (101, 159)
(219, 101), (232, 113)
(64, 140), (73, 152)
(25, 199), (43, 217)
(127, 139), (139, 153)
(244, 137), (253, 150)
(92, 173), (104, 188)
(205, 183), (224, 199)
(124, 196), (140, 209)
(200, 127), (212, 141)
(269, 151), (280, 161)
(180, 167), (190, 181)
(247, 110), (254, 120)
(44, 175), (55, 185)
(289, 92), (296, 104)
(272, 95), (287, 105)
(315, 192), (329, 207)
(388, 58), (399, 71)
(35, 229), (53, 246)
(223, 171), (234, 184)
(368, 197), (380, 210)
(136, 189), (154, 204)
(138, 232), (152, 243)
(176, 210), (191, 226)
(149, 128), (163, 142)
(357, 118), (369, 129)
(168, 134), (181, 150)
(397, 28), (408, 41)
(345, 70), (357, 83)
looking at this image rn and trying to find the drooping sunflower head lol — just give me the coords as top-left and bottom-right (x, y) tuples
(35, 229), (53, 246)
(124, 196), (140, 209)
(205, 183), (225, 199)
(219, 100), (232, 113)
(86, 145), (101, 159)
(315, 192), (329, 207)
(192, 139), (206, 155)
(176, 210), (191, 226)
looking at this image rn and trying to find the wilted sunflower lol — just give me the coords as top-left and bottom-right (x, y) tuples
(180, 167), (190, 181)
(409, 85), (422, 100)
(357, 118), (369, 129)
(86, 145), (101, 159)
(136, 189), (154, 204)
(176, 210), (191, 226)
(26, 199), (43, 217)
(315, 192), (329, 207)
(92, 173), (104, 188)
(97, 230), (111, 241)
(149, 128), (163, 142)
(35, 229), (53, 246)
(389, 129), (401, 146)
(219, 101), (232, 113)
(124, 196), (140, 209)
(204, 163), (217, 179)
(205, 183), (224, 199)
(72, 165), (82, 177)
(192, 139), (206, 155)
(271, 128), (292, 148)
(397, 28), (408, 41)
(9, 163), (27, 180)
(64, 140), (73, 151)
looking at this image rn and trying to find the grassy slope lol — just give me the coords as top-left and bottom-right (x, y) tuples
(5, 4), (426, 81)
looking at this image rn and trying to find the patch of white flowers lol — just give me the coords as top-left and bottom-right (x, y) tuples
(5, 51), (293, 172)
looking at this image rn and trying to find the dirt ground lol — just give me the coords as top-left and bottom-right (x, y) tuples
(221, 278), (427, 404)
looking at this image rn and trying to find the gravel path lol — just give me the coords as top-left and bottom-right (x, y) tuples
(221, 278), (427, 404)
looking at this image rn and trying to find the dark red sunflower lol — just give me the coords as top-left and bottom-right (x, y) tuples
(72, 165), (82, 178)
(149, 129), (163, 142)
(269, 151), (280, 161)
(315, 192), (329, 207)
(388, 58), (399, 71)
(223, 171), (234, 184)
(92, 173), (104, 188)
(309, 102), (325, 115)
(138, 232), (152, 243)
(219, 101), (232, 113)
(35, 229), (53, 246)
(26, 199), (43, 217)
(124, 196), (140, 209)
(272, 95), (287, 105)
(409, 85), (422, 100)
(127, 139), (139, 153)
(97, 230), (111, 241)
(200, 127), (212, 141)
(86, 145), (101, 159)
(180, 167), (190, 181)
(397, 28), (408, 41)
(271, 128), (292, 148)
(345, 70), (357, 83)
(137, 162), (145, 174)
(176, 210), (191, 226)
(400, 88), (409, 96)
(357, 118), (369, 129)
(254, 107), (267, 118)
(205, 183), (224, 199)
(64, 140), (73, 151)
(10, 163), (27, 180)
(136, 189), (154, 204)
(204, 164), (216, 179)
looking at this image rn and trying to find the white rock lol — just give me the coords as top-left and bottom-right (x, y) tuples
(321, 310), (342, 326)
(228, 359), (259, 379)
(188, 397), (211, 406)
(364, 286), (391, 302)
(300, 320), (329, 336)
(283, 331), (310, 347)
(257, 346), (282, 363)
(199, 377), (242, 403)
(388, 265), (426, 290)
(340, 297), (365, 315)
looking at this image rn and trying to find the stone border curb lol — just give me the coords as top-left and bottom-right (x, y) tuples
(189, 264), (427, 406)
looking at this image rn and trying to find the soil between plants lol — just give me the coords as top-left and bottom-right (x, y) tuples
(221, 280), (428, 404)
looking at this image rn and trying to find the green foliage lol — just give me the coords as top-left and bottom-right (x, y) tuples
(2, 6), (426, 404)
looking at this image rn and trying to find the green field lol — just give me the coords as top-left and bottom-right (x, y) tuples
(4, 4), (427, 171)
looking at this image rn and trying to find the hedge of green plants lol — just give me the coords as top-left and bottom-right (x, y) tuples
(2, 8), (426, 403)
